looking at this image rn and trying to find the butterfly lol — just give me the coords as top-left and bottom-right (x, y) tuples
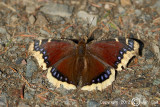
(28, 37), (144, 91)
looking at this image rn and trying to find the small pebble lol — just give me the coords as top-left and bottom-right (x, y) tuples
(26, 58), (37, 78)
(0, 95), (7, 106)
(29, 15), (35, 24)
(135, 9), (142, 16)
(120, 0), (131, 6)
(15, 57), (24, 64)
(26, 5), (36, 14)
(40, 3), (73, 18)
(144, 49), (154, 59)
(35, 13), (48, 27)
(77, 11), (98, 26)
(118, 6), (125, 14)
(153, 79), (160, 85)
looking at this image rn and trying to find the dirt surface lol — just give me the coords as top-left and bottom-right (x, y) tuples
(0, 0), (160, 107)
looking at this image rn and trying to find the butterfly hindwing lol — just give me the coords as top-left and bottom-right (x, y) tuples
(81, 53), (115, 91)
(47, 55), (81, 90)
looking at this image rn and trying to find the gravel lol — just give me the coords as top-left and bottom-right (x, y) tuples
(0, 0), (159, 106)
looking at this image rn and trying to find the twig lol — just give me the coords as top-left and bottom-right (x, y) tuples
(89, 2), (101, 8)
(61, 24), (74, 33)
(20, 84), (25, 99)
(37, 91), (48, 101)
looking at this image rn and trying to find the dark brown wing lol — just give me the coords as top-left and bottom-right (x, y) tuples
(47, 55), (82, 89)
(86, 38), (144, 71)
(29, 39), (79, 89)
(29, 39), (76, 70)
(81, 38), (143, 91)
(81, 53), (116, 91)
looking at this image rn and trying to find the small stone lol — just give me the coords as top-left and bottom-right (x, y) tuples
(29, 15), (35, 24)
(87, 100), (99, 107)
(0, 27), (7, 34)
(26, 5), (36, 14)
(26, 58), (37, 78)
(135, 9), (142, 16)
(152, 43), (160, 62)
(104, 4), (111, 10)
(144, 49), (154, 59)
(121, 0), (131, 6)
(77, 11), (98, 26)
(153, 0), (160, 14)
(118, 6), (125, 14)
(0, 95), (7, 107)
(135, 0), (144, 5)
(153, 79), (160, 85)
(35, 105), (40, 107)
(10, 15), (18, 23)
(35, 13), (48, 27)
(40, 3), (73, 18)
(15, 57), (24, 64)
(2, 74), (6, 78)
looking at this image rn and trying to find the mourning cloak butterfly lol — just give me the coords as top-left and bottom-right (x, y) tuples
(28, 37), (144, 91)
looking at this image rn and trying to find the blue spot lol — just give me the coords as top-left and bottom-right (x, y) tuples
(106, 70), (111, 75)
(43, 50), (46, 55)
(127, 47), (132, 51)
(35, 41), (39, 45)
(51, 68), (55, 73)
(60, 76), (63, 80)
(34, 45), (38, 49)
(40, 48), (44, 52)
(45, 60), (49, 66)
(123, 48), (127, 52)
(101, 75), (104, 81)
(97, 78), (100, 82)
(128, 40), (134, 46)
(53, 70), (57, 76)
(92, 79), (95, 83)
(118, 56), (121, 60)
(57, 73), (60, 78)
(65, 78), (68, 81)
(44, 56), (48, 60)
(70, 81), (73, 84)
(104, 74), (108, 79)
(115, 61), (119, 67)
(128, 44), (133, 49)
(119, 50), (123, 55)
(35, 47), (40, 51)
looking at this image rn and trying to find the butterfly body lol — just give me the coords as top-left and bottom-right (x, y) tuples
(29, 37), (143, 91)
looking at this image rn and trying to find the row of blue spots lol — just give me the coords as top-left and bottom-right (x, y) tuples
(34, 40), (40, 51)
(51, 67), (68, 82)
(114, 39), (134, 68)
(92, 69), (111, 84)
(34, 40), (50, 66)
